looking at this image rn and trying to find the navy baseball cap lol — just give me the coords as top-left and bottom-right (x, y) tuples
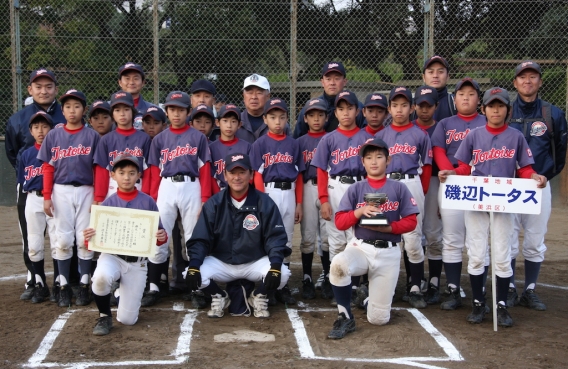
(218, 104), (241, 121)
(29, 111), (54, 128)
(88, 100), (111, 117)
(111, 153), (140, 171)
(304, 98), (328, 113)
(515, 60), (542, 77)
(59, 89), (87, 106)
(264, 98), (288, 115)
(164, 91), (191, 109)
(110, 90), (135, 108)
(423, 55), (449, 72)
(454, 77), (481, 95)
(364, 93), (388, 109)
(29, 68), (57, 85)
(143, 105), (167, 122)
(360, 138), (389, 157)
(414, 86), (438, 106)
(389, 86), (413, 104)
(335, 90), (359, 107)
(225, 153), (252, 171)
(321, 61), (346, 77)
(190, 79), (216, 95)
(483, 87), (511, 106)
(189, 104), (215, 121)
(118, 62), (145, 79)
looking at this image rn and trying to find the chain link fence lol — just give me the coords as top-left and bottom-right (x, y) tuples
(2, 0), (568, 136)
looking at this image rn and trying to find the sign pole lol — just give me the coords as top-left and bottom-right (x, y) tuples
(490, 210), (498, 332)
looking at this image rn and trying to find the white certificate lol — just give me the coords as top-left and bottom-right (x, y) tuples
(88, 205), (159, 258)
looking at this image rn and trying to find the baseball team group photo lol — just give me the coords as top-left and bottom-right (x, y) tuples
(2, 1), (568, 368)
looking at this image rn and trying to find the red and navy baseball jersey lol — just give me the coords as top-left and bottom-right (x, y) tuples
(101, 190), (164, 229)
(19, 144), (44, 192)
(297, 132), (326, 181)
(94, 128), (151, 174)
(37, 125), (99, 185)
(337, 179), (419, 243)
(250, 133), (305, 182)
(209, 138), (251, 188)
(375, 124), (432, 175)
(454, 125), (535, 178)
(148, 126), (211, 178)
(431, 114), (486, 167)
(311, 128), (373, 177)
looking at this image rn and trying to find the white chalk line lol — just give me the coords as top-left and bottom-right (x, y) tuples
(287, 307), (463, 369)
(24, 305), (197, 368)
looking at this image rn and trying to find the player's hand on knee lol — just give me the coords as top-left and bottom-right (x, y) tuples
(185, 267), (202, 291)
(264, 263), (282, 290)
(156, 229), (167, 243)
(44, 200), (54, 217)
(438, 170), (455, 183)
(295, 203), (303, 224)
(321, 202), (332, 221)
(531, 173), (547, 188)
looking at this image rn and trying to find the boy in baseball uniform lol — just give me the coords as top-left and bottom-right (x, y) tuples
(84, 153), (167, 335)
(362, 93), (388, 135)
(142, 106), (167, 139)
(439, 87), (547, 327)
(20, 112), (56, 303)
(88, 100), (114, 136)
(250, 98), (305, 305)
(296, 98), (329, 299)
(328, 138), (419, 339)
(38, 89), (100, 307)
(375, 86), (432, 309)
(190, 104), (215, 139)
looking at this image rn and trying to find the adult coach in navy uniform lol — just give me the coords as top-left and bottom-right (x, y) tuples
(422, 55), (457, 121)
(293, 61), (365, 138)
(5, 68), (65, 299)
(507, 60), (567, 310)
(117, 62), (156, 130)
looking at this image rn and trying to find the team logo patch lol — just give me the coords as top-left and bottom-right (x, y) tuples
(411, 197), (417, 206)
(147, 106), (158, 112)
(529, 121), (547, 137)
(527, 148), (533, 157)
(35, 69), (47, 75)
(309, 99), (321, 105)
(395, 87), (406, 92)
(328, 63), (339, 69)
(250, 74), (259, 82)
(171, 93), (183, 99)
(243, 214), (259, 230)
(270, 99), (281, 105)
(114, 92), (126, 98)
(420, 88), (433, 95)
(338, 91), (350, 98)
(371, 94), (383, 100)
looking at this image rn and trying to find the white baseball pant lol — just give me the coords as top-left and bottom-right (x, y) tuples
(265, 182), (296, 263)
(398, 177), (424, 263)
(327, 176), (355, 261)
(92, 253), (147, 325)
(465, 211), (513, 278)
(300, 181), (328, 254)
(195, 255), (291, 290)
(423, 176), (443, 260)
(151, 177), (201, 264)
(25, 191), (57, 262)
(330, 238), (400, 325)
(52, 184), (94, 260)
(511, 183), (551, 262)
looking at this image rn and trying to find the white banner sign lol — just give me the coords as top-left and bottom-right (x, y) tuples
(439, 175), (542, 214)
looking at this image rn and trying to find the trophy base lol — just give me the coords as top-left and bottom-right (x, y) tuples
(360, 218), (389, 226)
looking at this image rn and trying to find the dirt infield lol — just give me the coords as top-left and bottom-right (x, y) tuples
(1, 204), (567, 369)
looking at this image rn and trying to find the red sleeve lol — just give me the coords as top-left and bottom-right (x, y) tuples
(157, 233), (168, 246)
(149, 165), (162, 201)
(433, 146), (455, 171)
(141, 168), (151, 195)
(516, 165), (537, 179)
(94, 165), (110, 202)
(199, 162), (212, 202)
(254, 171), (265, 193)
(212, 179), (221, 195)
(317, 168), (329, 203)
(419, 164), (432, 194)
(335, 210), (358, 230)
(295, 173), (303, 204)
(390, 213), (418, 234)
(454, 160), (472, 176)
(42, 163), (55, 200)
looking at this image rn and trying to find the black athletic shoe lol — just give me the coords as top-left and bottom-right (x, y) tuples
(440, 286), (463, 310)
(93, 316), (113, 336)
(20, 284), (35, 300)
(75, 283), (91, 306)
(327, 313), (356, 339)
(467, 301), (487, 324)
(507, 287), (519, 307)
(50, 283), (60, 303)
(497, 304), (514, 327)
(275, 285), (296, 305)
(191, 290), (212, 309)
(425, 284), (440, 305)
(401, 282), (412, 302)
(31, 284), (50, 304)
(301, 278), (316, 299)
(408, 291), (427, 309)
(141, 290), (160, 307)
(320, 276), (334, 299)
(519, 289), (546, 311)
(58, 285), (72, 307)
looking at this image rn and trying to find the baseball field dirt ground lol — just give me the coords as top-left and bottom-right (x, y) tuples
(1, 204), (567, 369)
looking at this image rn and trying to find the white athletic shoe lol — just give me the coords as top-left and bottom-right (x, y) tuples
(248, 292), (270, 318)
(207, 292), (231, 318)
(315, 272), (325, 290)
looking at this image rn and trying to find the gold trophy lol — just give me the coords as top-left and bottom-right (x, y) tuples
(360, 193), (389, 226)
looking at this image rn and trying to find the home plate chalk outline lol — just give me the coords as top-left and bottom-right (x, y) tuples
(24, 302), (197, 369)
(287, 307), (464, 369)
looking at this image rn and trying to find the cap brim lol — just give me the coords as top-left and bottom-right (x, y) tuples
(220, 111), (241, 120)
(243, 84), (268, 91)
(364, 102), (388, 108)
(110, 101), (133, 108)
(112, 158), (140, 170)
(360, 143), (388, 156)
(164, 101), (189, 108)
(119, 67), (144, 77)
(265, 106), (287, 114)
(89, 107), (110, 116)
(515, 66), (541, 77)
(305, 106), (327, 113)
(226, 164), (251, 171)
(191, 112), (215, 121)
(414, 97), (436, 106)
(59, 94), (85, 104)
(191, 88), (215, 94)
(484, 96), (510, 105)
(390, 92), (412, 102)
(323, 68), (345, 77)
(30, 75), (56, 84)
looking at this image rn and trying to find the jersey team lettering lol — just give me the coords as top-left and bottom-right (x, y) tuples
(445, 129), (471, 144)
(302, 148), (316, 164)
(356, 200), (400, 212)
(389, 143), (417, 155)
(214, 158), (225, 175)
(472, 147), (516, 165)
(160, 144), (198, 164)
(331, 146), (360, 165)
(51, 145), (92, 161)
(263, 152), (293, 167)
(24, 165), (43, 181)
(109, 147), (143, 165)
